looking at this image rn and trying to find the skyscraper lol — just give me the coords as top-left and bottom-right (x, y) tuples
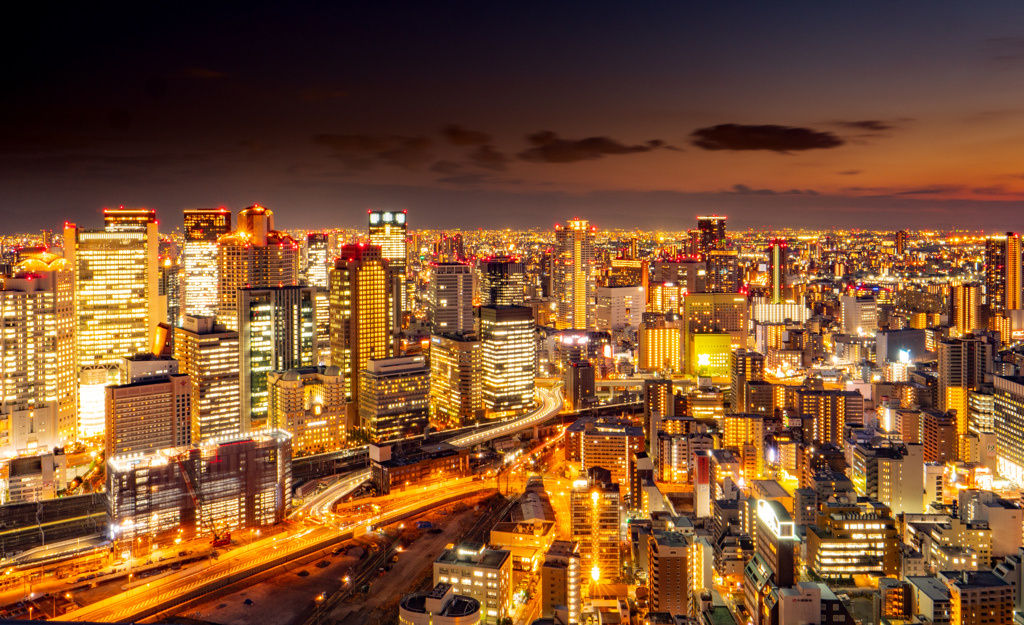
(953, 282), (982, 337)
(330, 244), (393, 426)
(216, 206), (299, 331)
(429, 334), (482, 426)
(105, 363), (191, 457)
(305, 232), (330, 288)
(553, 219), (596, 330)
(358, 356), (430, 441)
(267, 365), (345, 455)
(182, 208), (231, 318)
(696, 215), (727, 259)
(706, 249), (740, 293)
(428, 262), (474, 335)
(480, 306), (536, 418)
(368, 210), (407, 331)
(65, 209), (162, 437)
(895, 230), (908, 256)
(0, 255), (76, 453)
(985, 232), (1021, 319)
(939, 335), (994, 452)
(994, 375), (1024, 485)
(730, 349), (766, 413)
(767, 238), (787, 304)
(174, 315), (242, 442)
(238, 286), (316, 430)
(479, 257), (526, 307)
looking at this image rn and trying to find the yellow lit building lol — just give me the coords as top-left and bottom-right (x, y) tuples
(429, 334), (482, 426)
(182, 208), (231, 318)
(637, 314), (682, 373)
(267, 366), (345, 456)
(480, 306), (535, 418)
(688, 333), (732, 377)
(554, 219), (596, 330)
(174, 315), (241, 442)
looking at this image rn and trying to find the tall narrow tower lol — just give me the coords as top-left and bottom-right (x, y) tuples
(554, 219), (596, 330)
(768, 238), (788, 304)
(182, 208), (231, 318)
(368, 210), (407, 331)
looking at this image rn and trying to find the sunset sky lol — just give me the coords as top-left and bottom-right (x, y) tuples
(4, 2), (1024, 232)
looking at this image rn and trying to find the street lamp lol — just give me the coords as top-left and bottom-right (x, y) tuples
(315, 593), (325, 625)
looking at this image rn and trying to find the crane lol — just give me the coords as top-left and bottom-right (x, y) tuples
(174, 452), (231, 547)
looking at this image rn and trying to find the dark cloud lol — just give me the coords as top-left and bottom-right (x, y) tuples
(895, 186), (961, 195)
(469, 144), (511, 171)
(442, 125), (491, 146)
(312, 134), (433, 171)
(430, 160), (464, 175)
(300, 88), (347, 102)
(518, 131), (671, 163)
(690, 124), (844, 152)
(726, 184), (819, 196)
(986, 36), (1024, 62)
(838, 170), (862, 175)
(832, 120), (893, 132)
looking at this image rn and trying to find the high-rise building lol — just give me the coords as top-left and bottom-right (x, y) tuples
(985, 232), (1021, 316)
(743, 499), (797, 625)
(696, 215), (727, 259)
(705, 249), (740, 293)
(646, 281), (685, 315)
(216, 206), (299, 331)
(105, 367), (191, 457)
(433, 542), (513, 623)
(540, 541), (581, 624)
(566, 418), (645, 506)
(637, 313), (683, 373)
(570, 469), (620, 583)
(605, 258), (647, 289)
(994, 375), (1024, 485)
(953, 282), (982, 337)
(896, 230), (908, 256)
(159, 249), (182, 328)
(267, 365), (345, 456)
(939, 335), (994, 449)
(806, 499), (899, 581)
(65, 210), (162, 438)
(329, 244), (393, 427)
(368, 210), (408, 331)
(182, 208), (231, 318)
(358, 356), (429, 441)
(238, 286), (316, 430)
(767, 238), (787, 304)
(595, 285), (644, 332)
(682, 292), (749, 350)
(429, 334), (482, 426)
(479, 257), (526, 307)
(796, 388), (864, 445)
(840, 294), (877, 335)
(305, 232), (330, 288)
(730, 349), (765, 413)
(553, 219), (596, 330)
(653, 258), (706, 293)
(174, 315), (241, 442)
(480, 306), (536, 418)
(428, 262), (474, 335)
(0, 257), (76, 453)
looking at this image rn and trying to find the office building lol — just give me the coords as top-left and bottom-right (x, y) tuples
(653, 257), (705, 293)
(954, 282), (983, 337)
(705, 249), (740, 293)
(806, 499), (899, 581)
(605, 257), (647, 289)
(743, 499), (796, 625)
(6, 451), (67, 504)
(939, 335), (994, 448)
(267, 366), (344, 456)
(995, 375), (1024, 485)
(238, 286), (316, 430)
(795, 388), (864, 445)
(682, 292), (748, 350)
(570, 469), (620, 583)
(359, 356), (429, 441)
(65, 210), (162, 437)
(182, 208), (231, 318)
(174, 316), (241, 442)
(0, 259), (76, 454)
(922, 409), (958, 462)
(730, 349), (765, 413)
(368, 210), (407, 330)
(106, 430), (292, 541)
(940, 570), (1014, 625)
(541, 541), (581, 624)
(595, 285), (644, 332)
(216, 205), (299, 331)
(369, 442), (471, 495)
(553, 219), (596, 330)
(480, 306), (535, 418)
(646, 281), (685, 315)
(479, 257), (526, 307)
(985, 232), (1021, 317)
(850, 441), (924, 514)
(637, 313), (682, 373)
(305, 232), (329, 288)
(329, 244), (393, 425)
(429, 334), (483, 426)
(105, 368), (191, 457)
(566, 418), (644, 506)
(434, 542), (512, 623)
(564, 359), (595, 411)
(696, 215), (727, 258)
(840, 294), (877, 335)
(429, 262), (474, 335)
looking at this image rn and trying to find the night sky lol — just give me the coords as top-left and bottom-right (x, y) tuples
(4, 2), (1024, 232)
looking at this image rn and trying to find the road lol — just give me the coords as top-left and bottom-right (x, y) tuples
(55, 479), (497, 623)
(291, 469), (372, 523)
(448, 386), (563, 448)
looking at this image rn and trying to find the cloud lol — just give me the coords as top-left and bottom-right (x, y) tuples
(838, 170), (862, 175)
(986, 36), (1024, 62)
(894, 185), (961, 195)
(430, 160), (464, 175)
(690, 124), (844, 152)
(726, 184), (819, 196)
(832, 120), (893, 132)
(518, 131), (672, 163)
(300, 88), (347, 102)
(312, 134), (433, 170)
(442, 125), (491, 146)
(469, 144), (511, 171)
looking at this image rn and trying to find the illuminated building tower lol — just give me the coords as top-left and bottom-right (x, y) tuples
(682, 292), (749, 351)
(643, 379), (675, 442)
(994, 375), (1024, 485)
(105, 359), (190, 457)
(646, 281), (684, 315)
(696, 215), (727, 259)
(653, 257), (705, 293)
(938, 336), (994, 453)
(0, 255), (76, 454)
(795, 388), (864, 445)
(605, 258), (647, 289)
(368, 210), (408, 331)
(540, 541), (581, 624)
(182, 208), (231, 318)
(953, 282), (982, 337)
(570, 468), (621, 584)
(159, 241), (181, 327)
(646, 531), (694, 616)
(238, 286), (315, 431)
(705, 249), (739, 293)
(985, 233), (1021, 338)
(268, 365), (344, 456)
(429, 334), (482, 426)
(429, 262), (474, 335)
(216, 205), (299, 331)
(637, 313), (682, 374)
(174, 315), (241, 442)
(480, 306), (536, 418)
(358, 356), (429, 441)
(767, 238), (787, 304)
(64, 210), (162, 438)
(553, 219), (597, 330)
(743, 500), (796, 625)
(730, 349), (765, 413)
(330, 244), (393, 427)
(432, 232), (464, 262)
(941, 571), (1014, 625)
(896, 230), (908, 256)
(479, 257), (525, 306)
(840, 294), (878, 335)
(305, 232), (330, 288)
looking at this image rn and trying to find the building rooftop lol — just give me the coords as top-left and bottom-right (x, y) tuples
(941, 570), (1011, 590)
(907, 576), (950, 602)
(435, 542), (510, 569)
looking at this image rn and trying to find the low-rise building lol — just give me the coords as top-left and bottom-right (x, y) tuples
(434, 542), (512, 623)
(489, 520), (556, 572)
(399, 583), (481, 625)
(540, 540), (580, 625)
(369, 442), (471, 496)
(806, 498), (900, 581)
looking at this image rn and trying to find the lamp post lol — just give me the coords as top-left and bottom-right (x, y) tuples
(315, 593), (325, 625)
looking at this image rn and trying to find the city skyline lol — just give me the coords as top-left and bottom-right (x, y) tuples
(5, 3), (1024, 231)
